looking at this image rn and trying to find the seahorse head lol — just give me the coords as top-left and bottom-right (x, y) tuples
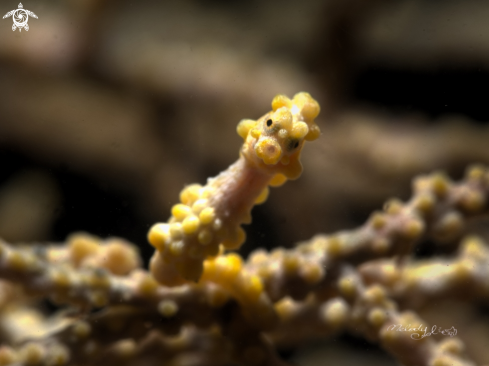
(237, 92), (320, 180)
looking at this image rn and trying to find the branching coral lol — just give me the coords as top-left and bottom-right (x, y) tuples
(0, 93), (488, 366)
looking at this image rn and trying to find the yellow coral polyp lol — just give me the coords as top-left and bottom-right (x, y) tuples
(182, 215), (200, 235)
(137, 274), (159, 296)
(201, 253), (265, 315)
(192, 199), (209, 214)
(68, 233), (100, 266)
(147, 224), (169, 251)
(171, 204), (192, 221)
(179, 184), (201, 205)
(301, 263), (324, 285)
(221, 254), (243, 277)
(239, 275), (264, 303)
(199, 207), (215, 225)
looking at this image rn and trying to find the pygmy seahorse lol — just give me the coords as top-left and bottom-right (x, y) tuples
(148, 92), (321, 286)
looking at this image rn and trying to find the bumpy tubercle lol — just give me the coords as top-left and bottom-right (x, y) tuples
(148, 92), (321, 288)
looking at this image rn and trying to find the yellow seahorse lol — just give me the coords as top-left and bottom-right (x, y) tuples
(148, 92), (321, 286)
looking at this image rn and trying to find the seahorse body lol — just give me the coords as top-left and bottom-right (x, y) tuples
(148, 92), (321, 286)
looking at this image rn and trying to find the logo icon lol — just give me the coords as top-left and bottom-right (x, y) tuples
(3, 3), (37, 32)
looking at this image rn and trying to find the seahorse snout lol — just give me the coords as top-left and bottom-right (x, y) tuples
(254, 138), (282, 165)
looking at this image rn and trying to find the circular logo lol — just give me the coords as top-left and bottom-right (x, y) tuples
(12, 9), (28, 28)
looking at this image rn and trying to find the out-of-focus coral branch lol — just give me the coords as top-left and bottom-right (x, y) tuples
(245, 165), (489, 306)
(269, 263), (476, 366)
(360, 235), (489, 308)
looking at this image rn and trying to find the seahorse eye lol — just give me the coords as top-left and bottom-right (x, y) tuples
(266, 119), (273, 127)
(286, 139), (300, 151)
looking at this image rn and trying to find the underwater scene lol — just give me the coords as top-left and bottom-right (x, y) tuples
(0, 1), (488, 365)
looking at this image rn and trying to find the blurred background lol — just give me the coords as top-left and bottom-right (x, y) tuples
(1, 0), (489, 364)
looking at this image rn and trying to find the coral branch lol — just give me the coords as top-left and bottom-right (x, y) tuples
(1, 166), (487, 365)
